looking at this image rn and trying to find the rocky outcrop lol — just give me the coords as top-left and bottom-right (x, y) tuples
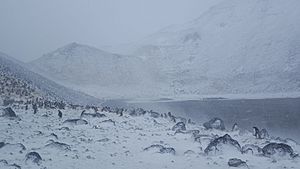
(144, 144), (176, 155)
(25, 152), (42, 165)
(204, 134), (241, 155)
(228, 158), (247, 167)
(262, 143), (296, 158)
(203, 118), (225, 130)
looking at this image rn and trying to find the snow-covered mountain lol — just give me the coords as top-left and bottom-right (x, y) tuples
(30, 43), (158, 99)
(28, 0), (300, 99)
(0, 52), (100, 105)
(126, 0), (300, 96)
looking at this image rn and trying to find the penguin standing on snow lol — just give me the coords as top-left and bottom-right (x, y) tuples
(58, 110), (62, 118)
(232, 123), (239, 131)
(253, 127), (260, 139)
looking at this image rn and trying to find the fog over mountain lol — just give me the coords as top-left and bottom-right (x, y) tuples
(30, 0), (300, 99)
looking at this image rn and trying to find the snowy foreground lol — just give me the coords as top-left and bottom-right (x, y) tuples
(1, 106), (299, 169)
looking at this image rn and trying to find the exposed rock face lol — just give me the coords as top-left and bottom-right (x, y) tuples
(172, 122), (186, 132)
(25, 152), (42, 165)
(204, 134), (241, 155)
(203, 118), (225, 130)
(262, 143), (295, 158)
(228, 158), (247, 167)
(144, 144), (176, 155)
(63, 119), (88, 125)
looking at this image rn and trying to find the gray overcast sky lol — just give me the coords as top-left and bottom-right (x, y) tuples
(0, 0), (222, 62)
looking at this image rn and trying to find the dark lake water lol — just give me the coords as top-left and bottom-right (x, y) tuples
(103, 98), (300, 142)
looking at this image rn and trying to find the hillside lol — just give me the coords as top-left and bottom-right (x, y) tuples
(30, 43), (158, 99)
(0, 52), (100, 105)
(128, 0), (300, 97)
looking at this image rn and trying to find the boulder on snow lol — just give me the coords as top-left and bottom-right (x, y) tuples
(203, 117), (225, 130)
(228, 158), (247, 167)
(80, 111), (106, 118)
(63, 119), (88, 125)
(45, 140), (71, 151)
(1, 107), (19, 120)
(148, 110), (160, 118)
(129, 108), (146, 116)
(172, 122), (186, 132)
(204, 134), (241, 155)
(262, 143), (296, 158)
(241, 144), (263, 155)
(143, 144), (176, 155)
(25, 152), (42, 165)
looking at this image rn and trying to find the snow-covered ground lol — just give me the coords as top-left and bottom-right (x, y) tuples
(1, 105), (299, 169)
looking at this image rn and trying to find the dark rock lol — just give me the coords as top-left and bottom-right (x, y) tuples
(100, 119), (116, 126)
(45, 140), (71, 151)
(228, 158), (247, 167)
(242, 144), (262, 155)
(262, 143), (295, 158)
(172, 122), (186, 132)
(203, 118), (225, 130)
(144, 144), (175, 155)
(148, 110), (160, 118)
(63, 119), (88, 125)
(1, 107), (19, 120)
(25, 152), (42, 165)
(204, 134), (241, 155)
(129, 108), (146, 116)
(81, 111), (106, 118)
(0, 142), (5, 149)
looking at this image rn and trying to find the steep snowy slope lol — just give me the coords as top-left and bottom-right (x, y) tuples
(130, 0), (300, 96)
(30, 43), (158, 99)
(0, 52), (100, 105)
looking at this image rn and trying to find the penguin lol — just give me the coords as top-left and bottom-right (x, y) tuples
(260, 128), (269, 139)
(253, 127), (260, 139)
(232, 123), (239, 132)
(58, 110), (62, 118)
(80, 110), (86, 118)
